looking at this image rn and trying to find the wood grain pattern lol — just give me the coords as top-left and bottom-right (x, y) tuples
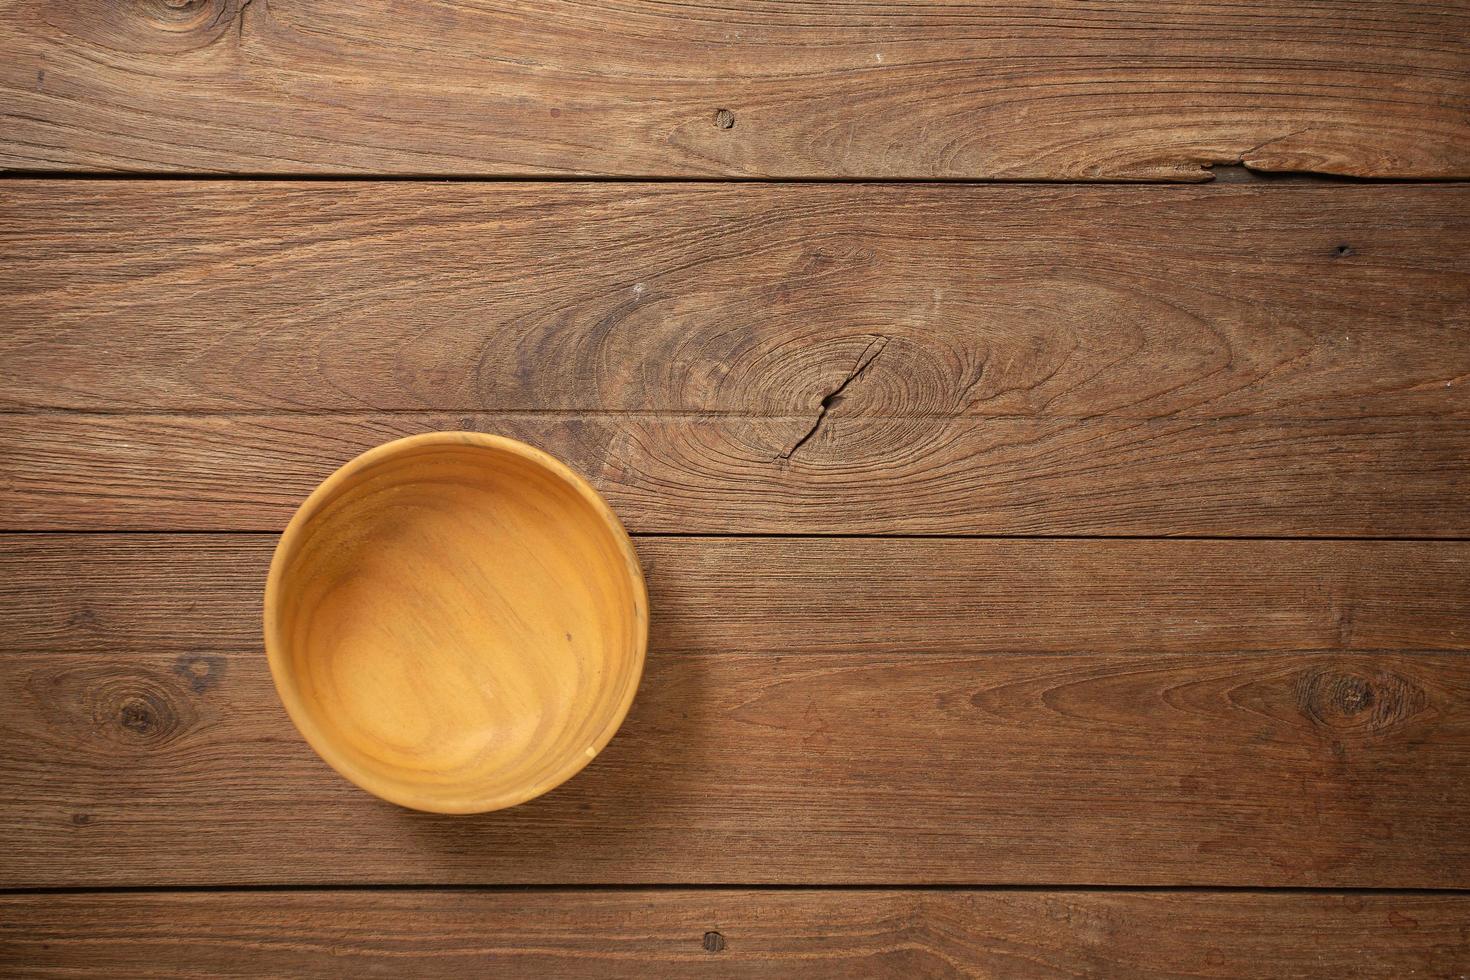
(1, 0), (1467, 178)
(3, 890), (1467, 978)
(4, 182), (1465, 535)
(2, 536), (1468, 887)
(4, 645), (1468, 886)
(264, 433), (648, 813)
(3, 182), (1467, 417)
(4, 5), (1467, 966)
(4, 411), (1469, 535)
(5, 535), (1468, 655)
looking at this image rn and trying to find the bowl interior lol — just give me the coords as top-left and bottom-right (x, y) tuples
(266, 434), (646, 813)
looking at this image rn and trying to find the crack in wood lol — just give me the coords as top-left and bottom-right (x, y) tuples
(775, 335), (889, 462)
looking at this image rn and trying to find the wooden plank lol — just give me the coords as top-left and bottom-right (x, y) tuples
(3, 411), (1468, 535)
(1, 0), (1467, 178)
(2, 890), (1467, 978)
(2, 532), (1468, 886)
(2, 182), (1468, 416)
(4, 182), (1465, 535)
(4, 535), (1468, 654)
(3, 643), (1469, 886)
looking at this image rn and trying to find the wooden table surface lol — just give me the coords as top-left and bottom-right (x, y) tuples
(2, 1), (1469, 975)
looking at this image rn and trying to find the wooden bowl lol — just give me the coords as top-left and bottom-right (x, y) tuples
(264, 433), (647, 814)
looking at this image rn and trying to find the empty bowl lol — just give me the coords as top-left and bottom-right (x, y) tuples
(264, 432), (647, 813)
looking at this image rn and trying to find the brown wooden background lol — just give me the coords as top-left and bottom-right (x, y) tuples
(2, 0), (1469, 975)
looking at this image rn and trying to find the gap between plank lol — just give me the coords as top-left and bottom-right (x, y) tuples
(7, 409), (1467, 423)
(4, 529), (1469, 543)
(2, 883), (1467, 896)
(2, 169), (1467, 187)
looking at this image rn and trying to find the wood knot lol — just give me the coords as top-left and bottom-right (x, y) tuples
(1333, 244), (1353, 257)
(1294, 665), (1427, 737)
(118, 694), (164, 734)
(111, 688), (183, 744)
(702, 931), (726, 952)
(26, 664), (200, 750)
(46, 0), (238, 53)
(712, 108), (736, 130)
(136, 0), (236, 36)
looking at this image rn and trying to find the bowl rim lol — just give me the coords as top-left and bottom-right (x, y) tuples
(263, 431), (649, 814)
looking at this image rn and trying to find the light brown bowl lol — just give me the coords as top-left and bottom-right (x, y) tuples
(264, 432), (647, 814)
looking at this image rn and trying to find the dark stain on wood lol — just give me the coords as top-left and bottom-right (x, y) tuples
(172, 655), (225, 694)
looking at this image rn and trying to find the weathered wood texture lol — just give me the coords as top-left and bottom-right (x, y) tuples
(3, 535), (1468, 887)
(6, 646), (1468, 887)
(5, 535), (1468, 654)
(1, 0), (1468, 178)
(4, 181), (1466, 535)
(3, 890), (1467, 978)
(3, 182), (1467, 416)
(2, 5), (1467, 964)
(6, 412), (1469, 535)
